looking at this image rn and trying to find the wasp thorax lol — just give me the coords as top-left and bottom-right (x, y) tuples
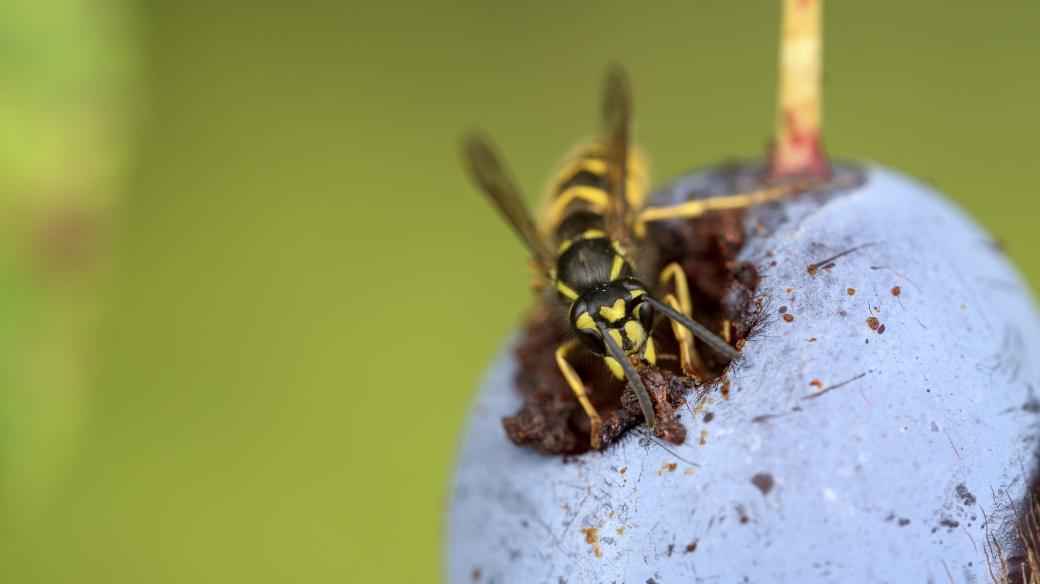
(569, 278), (654, 357)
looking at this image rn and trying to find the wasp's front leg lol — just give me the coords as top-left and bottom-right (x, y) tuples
(658, 262), (706, 380)
(555, 341), (603, 449)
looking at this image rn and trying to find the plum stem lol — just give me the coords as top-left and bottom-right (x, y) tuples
(768, 0), (829, 180)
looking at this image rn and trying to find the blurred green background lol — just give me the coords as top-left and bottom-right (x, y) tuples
(1, 0), (1038, 582)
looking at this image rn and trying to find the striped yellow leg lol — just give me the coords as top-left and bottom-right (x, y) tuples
(658, 263), (705, 379)
(641, 184), (803, 222)
(639, 175), (859, 223)
(555, 341), (603, 449)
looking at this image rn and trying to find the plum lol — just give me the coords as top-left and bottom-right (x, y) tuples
(447, 163), (1040, 582)
(449, 2), (1040, 580)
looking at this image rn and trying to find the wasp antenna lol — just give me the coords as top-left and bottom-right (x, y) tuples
(645, 296), (742, 362)
(597, 322), (656, 432)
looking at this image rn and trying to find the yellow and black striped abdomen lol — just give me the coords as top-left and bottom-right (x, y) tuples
(541, 142), (647, 235)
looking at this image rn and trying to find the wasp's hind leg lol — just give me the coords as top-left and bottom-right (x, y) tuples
(555, 341), (604, 449)
(658, 262), (706, 380)
(640, 184), (806, 223)
(640, 175), (860, 224)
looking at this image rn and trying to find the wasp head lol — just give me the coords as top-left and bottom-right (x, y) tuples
(568, 278), (654, 362)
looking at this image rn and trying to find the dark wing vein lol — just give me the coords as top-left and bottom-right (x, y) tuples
(602, 65), (633, 242)
(462, 133), (554, 270)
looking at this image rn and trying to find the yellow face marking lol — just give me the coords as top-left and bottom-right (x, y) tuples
(609, 254), (625, 281)
(608, 328), (624, 350)
(629, 289), (646, 299)
(643, 337), (657, 364)
(557, 239), (573, 255)
(556, 281), (579, 300)
(624, 320), (646, 351)
(603, 356), (624, 380)
(599, 298), (626, 323)
(575, 311), (596, 331)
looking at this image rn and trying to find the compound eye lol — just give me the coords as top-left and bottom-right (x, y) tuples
(576, 328), (606, 355)
(634, 299), (653, 330)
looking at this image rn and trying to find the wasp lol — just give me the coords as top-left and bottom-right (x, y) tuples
(464, 67), (810, 448)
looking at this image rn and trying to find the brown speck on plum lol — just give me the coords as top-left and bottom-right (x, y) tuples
(866, 317), (880, 331)
(877, 324), (886, 334)
(806, 337), (817, 342)
(699, 430), (708, 445)
(751, 472), (775, 496)
(720, 378), (731, 400)
(810, 379), (823, 389)
(770, 260), (778, 267)
(955, 483), (976, 506)
(778, 305), (788, 314)
(580, 527), (603, 558)
(891, 286), (901, 296)
(898, 518), (911, 526)
(619, 466), (628, 475)
(847, 287), (856, 295)
(807, 264), (818, 276)
(658, 461), (677, 475)
(703, 411), (714, 423)
(783, 313), (795, 323)
(786, 287), (794, 293)
(472, 567), (483, 581)
(685, 540), (698, 553)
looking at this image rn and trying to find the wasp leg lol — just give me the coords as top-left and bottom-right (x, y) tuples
(640, 184), (803, 223)
(555, 341), (604, 449)
(658, 262), (705, 379)
(639, 175), (860, 223)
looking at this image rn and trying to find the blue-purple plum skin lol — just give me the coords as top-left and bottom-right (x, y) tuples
(447, 166), (1040, 583)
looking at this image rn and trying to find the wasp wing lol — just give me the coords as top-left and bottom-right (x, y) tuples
(602, 65), (635, 242)
(462, 133), (555, 271)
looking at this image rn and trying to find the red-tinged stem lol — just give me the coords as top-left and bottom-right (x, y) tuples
(767, 0), (828, 180)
